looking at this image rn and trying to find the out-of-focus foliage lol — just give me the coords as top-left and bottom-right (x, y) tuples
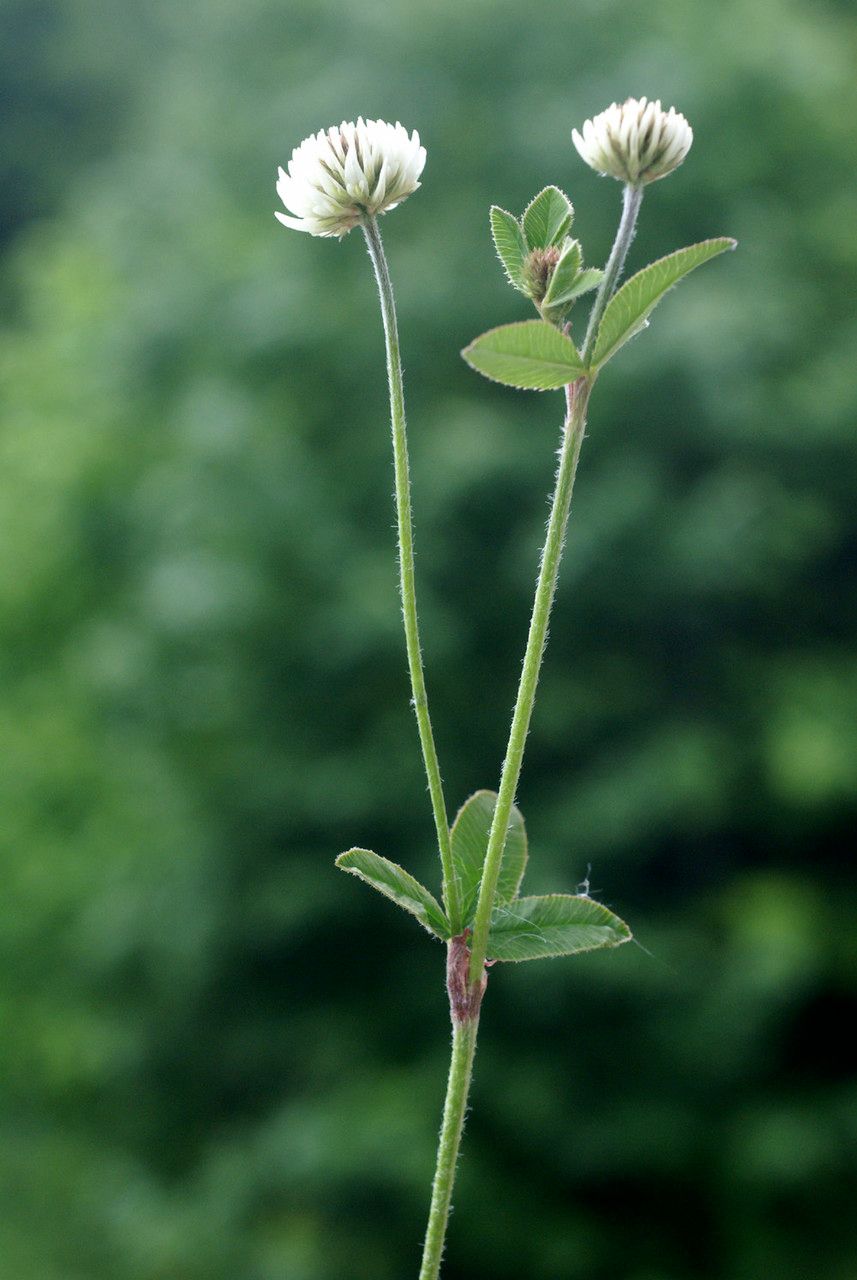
(2, 0), (856, 1277)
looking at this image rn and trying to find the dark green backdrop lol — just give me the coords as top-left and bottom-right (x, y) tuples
(2, 0), (856, 1277)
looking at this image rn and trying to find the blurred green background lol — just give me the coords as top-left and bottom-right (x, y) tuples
(2, 0), (856, 1277)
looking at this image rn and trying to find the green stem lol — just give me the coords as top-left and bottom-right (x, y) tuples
(467, 183), (644, 984)
(582, 182), (643, 366)
(419, 975), (480, 1280)
(468, 378), (591, 982)
(361, 214), (461, 930)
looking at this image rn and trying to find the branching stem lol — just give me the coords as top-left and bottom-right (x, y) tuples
(366, 186), (644, 1276)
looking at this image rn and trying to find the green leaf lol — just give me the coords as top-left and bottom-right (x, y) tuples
(592, 237), (737, 369)
(462, 320), (585, 391)
(522, 186), (573, 250)
(336, 848), (450, 939)
(486, 894), (632, 962)
(490, 206), (529, 292)
(565, 266), (603, 297)
(542, 238), (581, 307)
(544, 265), (604, 310)
(450, 790), (528, 923)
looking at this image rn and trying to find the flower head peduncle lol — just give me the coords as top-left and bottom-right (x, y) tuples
(572, 97), (693, 186)
(275, 118), (426, 238)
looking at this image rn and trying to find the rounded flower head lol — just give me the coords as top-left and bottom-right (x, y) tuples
(275, 118), (426, 238)
(572, 98), (693, 186)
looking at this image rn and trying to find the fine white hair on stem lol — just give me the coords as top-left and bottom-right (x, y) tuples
(572, 98), (693, 185)
(275, 117), (426, 238)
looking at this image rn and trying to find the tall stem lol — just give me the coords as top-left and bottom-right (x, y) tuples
(582, 182), (643, 365)
(361, 215), (460, 929)
(468, 379), (591, 983)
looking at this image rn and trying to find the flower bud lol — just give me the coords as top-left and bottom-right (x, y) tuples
(572, 98), (692, 185)
(275, 118), (426, 238)
(522, 246), (562, 304)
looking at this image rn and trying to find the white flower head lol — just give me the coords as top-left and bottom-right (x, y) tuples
(275, 118), (426, 238)
(572, 98), (693, 186)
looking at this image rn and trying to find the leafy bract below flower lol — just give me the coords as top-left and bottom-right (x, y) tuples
(275, 118), (426, 238)
(572, 98), (693, 185)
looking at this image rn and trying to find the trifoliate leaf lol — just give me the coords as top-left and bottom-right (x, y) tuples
(336, 848), (450, 939)
(592, 238), (737, 369)
(462, 320), (584, 390)
(522, 186), (574, 250)
(490, 205), (529, 292)
(450, 790), (528, 923)
(486, 894), (631, 961)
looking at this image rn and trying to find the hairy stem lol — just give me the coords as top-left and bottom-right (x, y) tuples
(362, 215), (460, 929)
(419, 937), (483, 1280)
(468, 378), (591, 983)
(582, 182), (643, 365)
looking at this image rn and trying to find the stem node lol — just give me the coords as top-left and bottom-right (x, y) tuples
(446, 933), (487, 1026)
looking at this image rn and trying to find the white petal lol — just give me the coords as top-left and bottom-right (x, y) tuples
(275, 210), (310, 231)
